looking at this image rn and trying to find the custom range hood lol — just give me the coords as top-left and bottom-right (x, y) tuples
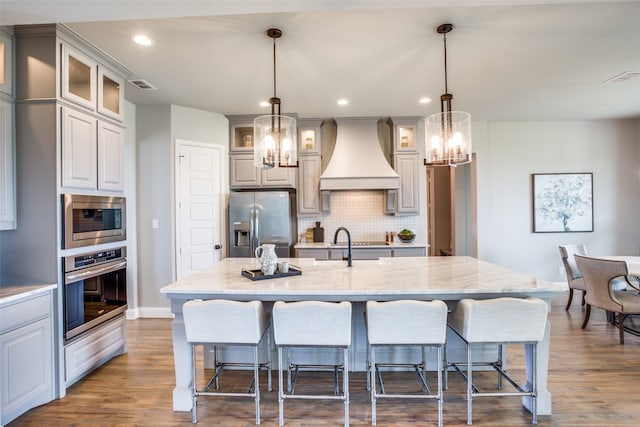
(320, 118), (400, 191)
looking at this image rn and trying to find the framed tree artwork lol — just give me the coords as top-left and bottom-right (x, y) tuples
(532, 173), (593, 233)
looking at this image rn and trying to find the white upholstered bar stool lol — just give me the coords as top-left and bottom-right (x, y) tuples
(446, 297), (548, 425)
(366, 300), (448, 427)
(272, 300), (352, 426)
(182, 299), (271, 424)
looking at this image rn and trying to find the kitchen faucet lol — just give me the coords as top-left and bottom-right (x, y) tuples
(333, 227), (352, 267)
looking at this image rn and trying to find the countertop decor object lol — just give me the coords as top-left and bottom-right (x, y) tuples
(241, 265), (302, 281)
(312, 221), (324, 242)
(397, 229), (416, 243)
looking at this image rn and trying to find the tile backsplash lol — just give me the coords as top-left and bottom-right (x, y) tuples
(297, 190), (420, 243)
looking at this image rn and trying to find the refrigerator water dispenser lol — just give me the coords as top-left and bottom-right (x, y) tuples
(233, 222), (250, 247)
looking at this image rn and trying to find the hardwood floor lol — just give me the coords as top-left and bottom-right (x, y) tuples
(9, 293), (640, 426)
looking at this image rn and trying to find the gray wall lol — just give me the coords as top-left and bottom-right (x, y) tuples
(135, 104), (228, 314)
(475, 119), (640, 282)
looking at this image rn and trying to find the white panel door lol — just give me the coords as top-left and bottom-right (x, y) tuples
(176, 140), (223, 279)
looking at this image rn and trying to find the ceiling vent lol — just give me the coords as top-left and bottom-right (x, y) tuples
(604, 71), (640, 84)
(127, 78), (157, 90)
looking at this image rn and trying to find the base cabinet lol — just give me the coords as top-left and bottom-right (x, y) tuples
(295, 248), (329, 260)
(0, 291), (54, 426)
(295, 246), (426, 260)
(64, 314), (126, 387)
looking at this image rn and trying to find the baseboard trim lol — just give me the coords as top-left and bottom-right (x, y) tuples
(127, 307), (174, 319)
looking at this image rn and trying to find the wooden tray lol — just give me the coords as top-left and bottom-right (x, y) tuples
(241, 265), (302, 281)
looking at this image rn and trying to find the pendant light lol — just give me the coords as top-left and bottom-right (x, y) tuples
(425, 23), (472, 167)
(254, 28), (297, 169)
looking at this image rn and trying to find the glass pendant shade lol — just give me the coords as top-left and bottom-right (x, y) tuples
(425, 111), (472, 166)
(424, 23), (472, 167)
(253, 114), (297, 168)
(253, 28), (298, 168)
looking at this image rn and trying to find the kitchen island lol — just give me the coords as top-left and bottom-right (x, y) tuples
(161, 256), (563, 415)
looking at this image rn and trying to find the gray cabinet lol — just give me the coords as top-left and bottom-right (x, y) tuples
(229, 153), (296, 189)
(390, 153), (420, 215)
(295, 248), (329, 260)
(393, 246), (427, 257)
(297, 156), (322, 215)
(228, 115), (296, 189)
(297, 119), (323, 215)
(296, 246), (425, 260)
(386, 117), (420, 216)
(0, 289), (54, 426)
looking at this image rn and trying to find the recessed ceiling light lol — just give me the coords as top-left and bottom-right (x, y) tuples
(132, 34), (152, 46)
(419, 97), (431, 104)
(259, 100), (270, 107)
(337, 99), (349, 106)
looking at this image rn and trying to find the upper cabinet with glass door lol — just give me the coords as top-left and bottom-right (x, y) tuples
(298, 119), (322, 155)
(61, 44), (97, 111)
(98, 66), (124, 121)
(0, 31), (13, 96)
(61, 43), (124, 122)
(228, 115), (256, 153)
(393, 119), (418, 153)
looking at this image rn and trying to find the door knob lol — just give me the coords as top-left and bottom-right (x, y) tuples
(214, 244), (222, 250)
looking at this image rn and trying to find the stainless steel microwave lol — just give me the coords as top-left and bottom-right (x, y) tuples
(62, 194), (126, 249)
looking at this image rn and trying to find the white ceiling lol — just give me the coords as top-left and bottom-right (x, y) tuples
(2, 0), (639, 121)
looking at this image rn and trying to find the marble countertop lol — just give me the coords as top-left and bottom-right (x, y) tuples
(0, 283), (57, 306)
(161, 256), (563, 301)
(294, 241), (427, 249)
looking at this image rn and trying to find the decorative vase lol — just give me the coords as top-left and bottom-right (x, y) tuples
(255, 244), (278, 275)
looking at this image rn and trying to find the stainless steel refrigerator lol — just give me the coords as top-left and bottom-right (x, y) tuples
(228, 191), (297, 258)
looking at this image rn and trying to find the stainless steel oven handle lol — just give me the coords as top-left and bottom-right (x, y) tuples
(65, 260), (127, 283)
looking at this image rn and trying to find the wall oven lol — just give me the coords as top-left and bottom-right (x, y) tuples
(62, 194), (126, 249)
(63, 247), (127, 341)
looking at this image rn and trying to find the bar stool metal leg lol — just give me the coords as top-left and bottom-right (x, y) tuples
(437, 346), (443, 427)
(370, 345), (377, 425)
(191, 344), (197, 424)
(278, 347), (285, 426)
(344, 347), (350, 427)
(467, 344), (473, 425)
(253, 346), (260, 425)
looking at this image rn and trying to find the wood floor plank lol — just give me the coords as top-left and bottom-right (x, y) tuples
(9, 293), (640, 426)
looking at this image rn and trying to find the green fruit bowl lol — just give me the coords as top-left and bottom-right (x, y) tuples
(397, 232), (416, 243)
